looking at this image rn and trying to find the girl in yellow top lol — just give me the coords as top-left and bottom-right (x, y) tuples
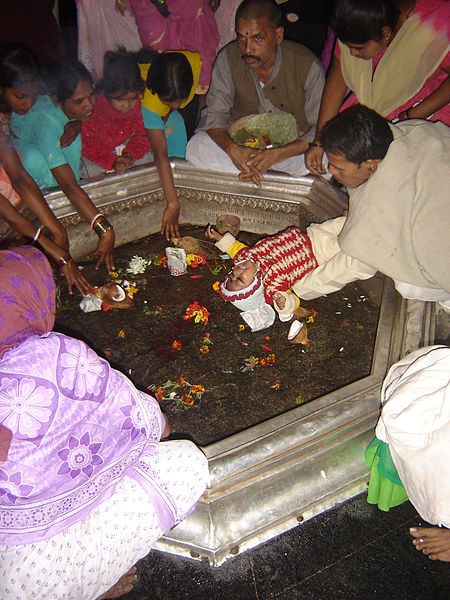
(139, 50), (201, 240)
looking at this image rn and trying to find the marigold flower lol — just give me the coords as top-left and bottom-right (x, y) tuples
(182, 394), (194, 406)
(271, 382), (280, 390)
(171, 340), (182, 351)
(191, 384), (205, 396)
(127, 285), (138, 298)
(239, 324), (245, 331)
(260, 358), (268, 367)
(186, 253), (206, 268)
(155, 386), (165, 402)
(212, 281), (221, 292)
(117, 329), (126, 338)
(200, 345), (210, 354)
(177, 375), (186, 387)
(184, 301), (210, 325)
(267, 354), (275, 364)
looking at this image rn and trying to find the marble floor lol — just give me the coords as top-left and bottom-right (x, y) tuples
(124, 493), (450, 600)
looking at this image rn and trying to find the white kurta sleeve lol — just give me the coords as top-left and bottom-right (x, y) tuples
(292, 217), (376, 300)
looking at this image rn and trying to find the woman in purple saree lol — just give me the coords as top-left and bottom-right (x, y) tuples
(0, 245), (208, 599)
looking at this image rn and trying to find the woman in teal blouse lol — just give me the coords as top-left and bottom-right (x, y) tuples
(9, 58), (115, 271)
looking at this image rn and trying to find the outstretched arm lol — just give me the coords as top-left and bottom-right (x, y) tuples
(293, 250), (376, 300)
(0, 145), (69, 250)
(304, 55), (347, 174)
(0, 193), (91, 294)
(145, 127), (180, 240)
(51, 163), (115, 272)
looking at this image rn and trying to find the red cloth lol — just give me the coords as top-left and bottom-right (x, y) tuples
(81, 95), (151, 170)
(235, 227), (318, 304)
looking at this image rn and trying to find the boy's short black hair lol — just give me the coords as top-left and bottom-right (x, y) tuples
(320, 105), (393, 164)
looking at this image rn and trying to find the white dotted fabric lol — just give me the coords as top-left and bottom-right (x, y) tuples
(0, 440), (208, 599)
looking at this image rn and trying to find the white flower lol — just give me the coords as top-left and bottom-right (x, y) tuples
(127, 255), (151, 275)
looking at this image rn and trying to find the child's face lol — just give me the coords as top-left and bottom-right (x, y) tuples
(109, 91), (139, 113)
(61, 79), (96, 122)
(226, 260), (257, 292)
(2, 83), (39, 115)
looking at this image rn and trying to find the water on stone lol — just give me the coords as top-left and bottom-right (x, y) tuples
(55, 226), (379, 446)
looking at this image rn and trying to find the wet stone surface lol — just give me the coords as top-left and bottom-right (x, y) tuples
(55, 226), (380, 446)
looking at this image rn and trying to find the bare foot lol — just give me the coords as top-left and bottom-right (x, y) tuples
(410, 526), (450, 562)
(98, 566), (138, 599)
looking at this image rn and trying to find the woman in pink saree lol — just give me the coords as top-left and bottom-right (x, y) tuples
(0, 245), (208, 599)
(306, 0), (450, 175)
(128, 0), (219, 93)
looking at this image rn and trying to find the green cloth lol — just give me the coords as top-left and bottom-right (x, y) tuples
(365, 437), (408, 512)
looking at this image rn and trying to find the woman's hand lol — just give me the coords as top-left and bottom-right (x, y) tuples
(60, 120), (82, 148)
(305, 144), (326, 174)
(89, 228), (115, 272)
(205, 224), (222, 241)
(60, 258), (92, 295)
(161, 201), (180, 241)
(113, 151), (134, 174)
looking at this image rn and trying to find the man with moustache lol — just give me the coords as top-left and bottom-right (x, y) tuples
(186, 0), (325, 185)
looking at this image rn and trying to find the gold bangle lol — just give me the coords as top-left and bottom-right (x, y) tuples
(90, 213), (104, 230)
(93, 217), (113, 237)
(33, 226), (43, 243)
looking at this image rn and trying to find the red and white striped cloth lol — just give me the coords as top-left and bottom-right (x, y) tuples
(235, 227), (318, 304)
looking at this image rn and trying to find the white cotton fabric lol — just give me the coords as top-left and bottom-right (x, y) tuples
(375, 345), (450, 527)
(0, 440), (208, 600)
(186, 131), (309, 177)
(293, 217), (376, 300)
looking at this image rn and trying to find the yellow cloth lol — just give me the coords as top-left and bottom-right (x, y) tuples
(339, 12), (449, 117)
(139, 50), (202, 117)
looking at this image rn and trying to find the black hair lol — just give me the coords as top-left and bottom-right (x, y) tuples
(98, 48), (144, 98)
(235, 0), (282, 29)
(145, 52), (193, 104)
(332, 0), (400, 44)
(0, 43), (40, 89)
(320, 105), (393, 164)
(45, 58), (93, 103)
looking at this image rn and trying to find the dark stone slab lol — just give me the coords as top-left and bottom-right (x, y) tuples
(123, 494), (450, 600)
